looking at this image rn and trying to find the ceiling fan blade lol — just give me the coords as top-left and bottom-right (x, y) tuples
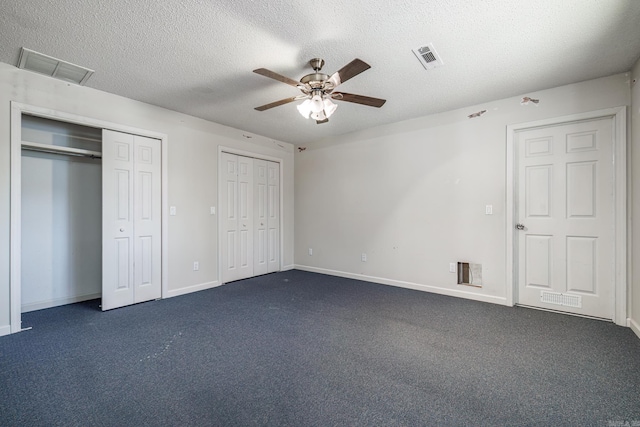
(316, 118), (329, 124)
(254, 97), (298, 111)
(328, 59), (371, 87)
(332, 92), (386, 108)
(253, 68), (300, 87)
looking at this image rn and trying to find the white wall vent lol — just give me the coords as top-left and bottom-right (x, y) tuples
(412, 43), (444, 70)
(17, 48), (94, 85)
(540, 291), (582, 308)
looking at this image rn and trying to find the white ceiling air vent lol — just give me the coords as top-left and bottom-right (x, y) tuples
(412, 43), (443, 70)
(17, 48), (94, 85)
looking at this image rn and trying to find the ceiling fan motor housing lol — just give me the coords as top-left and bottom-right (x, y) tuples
(300, 58), (330, 89)
(300, 72), (329, 88)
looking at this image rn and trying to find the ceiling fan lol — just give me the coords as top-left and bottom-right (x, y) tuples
(253, 58), (386, 124)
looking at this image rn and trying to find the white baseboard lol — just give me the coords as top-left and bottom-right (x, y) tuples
(294, 265), (508, 306)
(21, 293), (101, 313)
(630, 318), (640, 340)
(165, 280), (220, 298)
(281, 264), (295, 271)
(0, 324), (11, 337)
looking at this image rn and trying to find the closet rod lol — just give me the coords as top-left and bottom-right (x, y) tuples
(21, 141), (102, 159)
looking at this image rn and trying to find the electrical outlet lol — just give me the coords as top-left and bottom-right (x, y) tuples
(308, 248), (313, 256)
(193, 261), (199, 271)
(449, 262), (456, 273)
(361, 253), (367, 262)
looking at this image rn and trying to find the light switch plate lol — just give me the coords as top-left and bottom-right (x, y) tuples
(485, 205), (493, 215)
(210, 206), (216, 215)
(170, 206), (177, 216)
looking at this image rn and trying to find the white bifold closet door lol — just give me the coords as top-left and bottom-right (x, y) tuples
(254, 159), (280, 276)
(221, 153), (279, 283)
(102, 130), (161, 310)
(222, 153), (254, 282)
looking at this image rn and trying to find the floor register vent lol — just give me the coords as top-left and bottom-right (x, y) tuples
(540, 291), (582, 308)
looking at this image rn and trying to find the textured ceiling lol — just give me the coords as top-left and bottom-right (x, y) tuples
(1, 0), (640, 144)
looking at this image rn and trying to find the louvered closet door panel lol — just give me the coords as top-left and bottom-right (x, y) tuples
(102, 130), (135, 310)
(253, 159), (268, 276)
(267, 161), (280, 273)
(133, 136), (161, 303)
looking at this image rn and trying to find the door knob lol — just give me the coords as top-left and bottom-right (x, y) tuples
(515, 223), (525, 230)
(120, 228), (125, 232)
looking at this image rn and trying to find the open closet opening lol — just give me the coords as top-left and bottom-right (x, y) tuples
(21, 115), (103, 313)
(10, 102), (168, 334)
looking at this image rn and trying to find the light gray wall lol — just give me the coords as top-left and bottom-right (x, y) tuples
(0, 62), (294, 334)
(631, 57), (640, 336)
(295, 73), (631, 306)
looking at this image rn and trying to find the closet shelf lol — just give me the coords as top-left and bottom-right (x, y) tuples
(21, 141), (102, 158)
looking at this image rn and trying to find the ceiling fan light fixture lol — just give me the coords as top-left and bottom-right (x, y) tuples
(297, 99), (312, 118)
(310, 93), (324, 113)
(323, 97), (338, 117)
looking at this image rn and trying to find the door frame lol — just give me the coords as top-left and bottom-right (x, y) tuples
(9, 102), (169, 334)
(505, 106), (627, 326)
(218, 146), (284, 284)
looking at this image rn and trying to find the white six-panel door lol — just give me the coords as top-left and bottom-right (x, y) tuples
(221, 153), (279, 283)
(102, 130), (161, 310)
(516, 117), (614, 319)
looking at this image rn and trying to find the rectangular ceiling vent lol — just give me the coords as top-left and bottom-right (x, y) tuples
(412, 43), (443, 70)
(17, 48), (94, 85)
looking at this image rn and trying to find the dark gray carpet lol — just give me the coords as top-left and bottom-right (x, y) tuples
(1, 270), (639, 426)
